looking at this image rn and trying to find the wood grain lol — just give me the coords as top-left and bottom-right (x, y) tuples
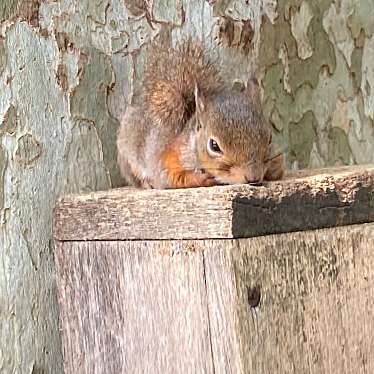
(53, 164), (374, 240)
(204, 223), (374, 374)
(55, 223), (374, 373)
(55, 240), (214, 374)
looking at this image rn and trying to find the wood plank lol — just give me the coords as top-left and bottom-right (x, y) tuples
(53, 164), (374, 240)
(204, 223), (374, 374)
(55, 240), (214, 374)
(55, 224), (374, 373)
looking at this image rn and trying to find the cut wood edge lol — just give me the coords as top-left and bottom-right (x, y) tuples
(53, 164), (374, 241)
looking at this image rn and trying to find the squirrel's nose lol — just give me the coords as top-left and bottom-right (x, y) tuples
(245, 177), (263, 186)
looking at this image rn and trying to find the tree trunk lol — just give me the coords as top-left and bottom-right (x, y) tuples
(0, 1), (373, 373)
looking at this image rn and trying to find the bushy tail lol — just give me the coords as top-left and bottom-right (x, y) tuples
(142, 38), (223, 130)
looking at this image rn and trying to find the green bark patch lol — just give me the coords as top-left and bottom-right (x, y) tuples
(260, 0), (338, 166)
(348, 0), (374, 38)
(152, 0), (183, 25)
(70, 48), (121, 186)
(263, 64), (294, 132)
(260, 0), (336, 93)
(289, 0), (336, 91)
(112, 32), (130, 53)
(0, 0), (18, 23)
(89, 0), (110, 25)
(328, 127), (352, 165)
(1, 105), (18, 135)
(78, 0), (110, 25)
(70, 49), (113, 123)
(212, 0), (232, 16)
(0, 0), (44, 27)
(289, 111), (317, 168)
(259, 1), (298, 71)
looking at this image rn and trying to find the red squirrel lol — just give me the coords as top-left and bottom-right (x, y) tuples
(117, 38), (285, 189)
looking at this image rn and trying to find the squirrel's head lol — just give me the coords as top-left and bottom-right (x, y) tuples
(194, 79), (274, 185)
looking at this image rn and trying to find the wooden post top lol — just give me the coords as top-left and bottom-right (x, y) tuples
(53, 164), (374, 241)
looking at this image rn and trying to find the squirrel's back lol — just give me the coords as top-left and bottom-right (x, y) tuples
(142, 38), (223, 131)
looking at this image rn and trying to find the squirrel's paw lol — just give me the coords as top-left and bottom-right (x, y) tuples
(185, 170), (218, 188)
(166, 169), (218, 189)
(264, 153), (285, 181)
(199, 174), (218, 187)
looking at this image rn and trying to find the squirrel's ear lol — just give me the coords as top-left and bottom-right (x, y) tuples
(194, 83), (206, 114)
(246, 76), (262, 108)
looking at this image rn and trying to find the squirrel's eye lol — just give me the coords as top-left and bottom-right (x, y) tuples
(207, 138), (223, 156)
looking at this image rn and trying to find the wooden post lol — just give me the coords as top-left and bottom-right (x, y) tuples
(53, 165), (374, 374)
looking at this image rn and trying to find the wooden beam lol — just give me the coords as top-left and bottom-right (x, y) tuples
(53, 164), (374, 241)
(55, 240), (214, 373)
(204, 223), (374, 373)
(55, 224), (374, 373)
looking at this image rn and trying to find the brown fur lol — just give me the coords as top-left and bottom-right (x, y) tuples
(143, 38), (223, 131)
(265, 153), (285, 181)
(117, 38), (285, 189)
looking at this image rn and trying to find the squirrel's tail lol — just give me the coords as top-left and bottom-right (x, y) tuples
(142, 38), (223, 130)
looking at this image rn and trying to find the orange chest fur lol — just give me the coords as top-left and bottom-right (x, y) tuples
(160, 138), (213, 188)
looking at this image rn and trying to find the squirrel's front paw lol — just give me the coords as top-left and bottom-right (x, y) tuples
(264, 153), (285, 181)
(167, 169), (218, 188)
(199, 174), (218, 187)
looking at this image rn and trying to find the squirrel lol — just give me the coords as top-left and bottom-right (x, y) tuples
(117, 38), (285, 189)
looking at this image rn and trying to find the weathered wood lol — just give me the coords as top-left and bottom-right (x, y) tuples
(55, 223), (374, 374)
(55, 240), (214, 374)
(53, 164), (374, 241)
(204, 223), (374, 374)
